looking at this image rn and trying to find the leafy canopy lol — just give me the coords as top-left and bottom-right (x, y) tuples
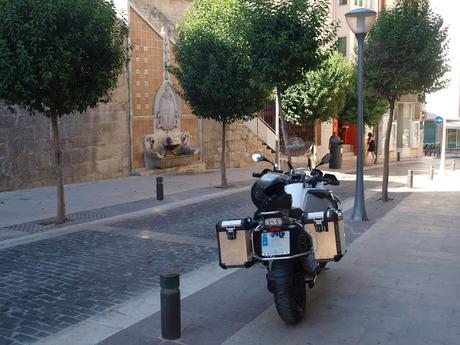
(0, 0), (129, 118)
(282, 52), (354, 125)
(338, 70), (388, 127)
(244, 0), (337, 91)
(172, 0), (270, 124)
(364, 0), (449, 102)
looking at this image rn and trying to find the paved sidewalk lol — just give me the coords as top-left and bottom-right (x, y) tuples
(0, 156), (456, 344)
(0, 155), (444, 230)
(0, 168), (256, 228)
(92, 173), (460, 345)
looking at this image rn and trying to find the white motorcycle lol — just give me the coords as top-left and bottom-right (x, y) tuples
(216, 151), (346, 324)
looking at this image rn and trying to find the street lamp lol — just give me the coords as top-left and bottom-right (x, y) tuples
(345, 7), (377, 221)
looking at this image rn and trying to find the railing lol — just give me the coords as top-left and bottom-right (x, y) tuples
(259, 100), (315, 156)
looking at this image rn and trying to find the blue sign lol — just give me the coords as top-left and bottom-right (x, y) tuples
(435, 116), (443, 125)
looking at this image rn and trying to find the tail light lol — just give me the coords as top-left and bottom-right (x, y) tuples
(264, 217), (283, 232)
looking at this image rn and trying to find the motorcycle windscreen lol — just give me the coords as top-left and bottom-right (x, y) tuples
(302, 190), (336, 212)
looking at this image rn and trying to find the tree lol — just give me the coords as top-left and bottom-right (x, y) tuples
(172, 0), (269, 188)
(364, 0), (449, 201)
(283, 52), (354, 126)
(0, 0), (129, 223)
(245, 0), (337, 160)
(339, 82), (388, 127)
(338, 74), (388, 163)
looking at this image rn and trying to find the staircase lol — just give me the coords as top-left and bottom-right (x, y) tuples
(342, 144), (355, 159)
(245, 117), (277, 152)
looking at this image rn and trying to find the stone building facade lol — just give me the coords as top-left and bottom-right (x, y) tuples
(0, 74), (130, 192)
(0, 0), (274, 191)
(128, 0), (274, 171)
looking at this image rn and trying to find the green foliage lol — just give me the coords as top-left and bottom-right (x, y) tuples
(282, 52), (354, 125)
(338, 71), (388, 127)
(0, 0), (129, 118)
(364, 0), (449, 102)
(171, 0), (269, 124)
(244, 0), (338, 91)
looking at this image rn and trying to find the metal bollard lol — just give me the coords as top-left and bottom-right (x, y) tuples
(156, 177), (164, 201)
(452, 160), (456, 172)
(161, 273), (181, 340)
(407, 170), (414, 188)
(397, 152), (401, 162)
(429, 165), (434, 180)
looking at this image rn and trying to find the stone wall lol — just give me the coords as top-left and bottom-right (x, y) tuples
(0, 74), (130, 191)
(130, 0), (192, 38)
(201, 120), (274, 169)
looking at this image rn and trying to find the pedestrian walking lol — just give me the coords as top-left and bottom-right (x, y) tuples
(367, 132), (376, 164)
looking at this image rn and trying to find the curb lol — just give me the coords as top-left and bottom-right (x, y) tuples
(0, 185), (251, 250)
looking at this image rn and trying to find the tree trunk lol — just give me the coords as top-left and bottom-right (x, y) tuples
(382, 99), (395, 202)
(220, 121), (228, 188)
(51, 115), (66, 223)
(276, 87), (292, 168)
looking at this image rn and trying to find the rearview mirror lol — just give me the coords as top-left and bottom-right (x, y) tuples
(316, 153), (331, 167)
(252, 153), (266, 162)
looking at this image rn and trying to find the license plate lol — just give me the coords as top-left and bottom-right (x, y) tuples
(261, 231), (290, 256)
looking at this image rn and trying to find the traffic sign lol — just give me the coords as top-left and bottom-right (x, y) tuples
(435, 116), (443, 125)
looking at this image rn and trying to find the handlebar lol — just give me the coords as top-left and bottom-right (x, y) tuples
(252, 168), (339, 186)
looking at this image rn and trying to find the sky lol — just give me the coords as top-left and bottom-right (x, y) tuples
(113, 0), (127, 18)
(425, 0), (460, 119)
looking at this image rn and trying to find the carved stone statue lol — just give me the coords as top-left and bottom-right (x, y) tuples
(155, 84), (179, 131)
(144, 132), (200, 169)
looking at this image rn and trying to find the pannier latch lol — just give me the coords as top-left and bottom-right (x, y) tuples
(306, 211), (327, 232)
(314, 220), (325, 233)
(225, 226), (236, 240)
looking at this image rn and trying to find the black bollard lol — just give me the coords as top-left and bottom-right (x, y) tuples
(407, 170), (413, 188)
(429, 165), (434, 180)
(156, 177), (164, 201)
(397, 152), (401, 162)
(160, 273), (181, 340)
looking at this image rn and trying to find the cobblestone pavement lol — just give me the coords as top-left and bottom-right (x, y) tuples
(1, 180), (252, 235)
(0, 176), (392, 345)
(110, 180), (383, 239)
(0, 231), (215, 344)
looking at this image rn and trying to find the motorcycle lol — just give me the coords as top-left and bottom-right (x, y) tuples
(216, 150), (346, 324)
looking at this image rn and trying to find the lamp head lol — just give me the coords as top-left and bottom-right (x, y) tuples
(345, 7), (377, 35)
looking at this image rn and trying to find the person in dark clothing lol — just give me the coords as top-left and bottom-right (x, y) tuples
(329, 131), (341, 150)
(367, 132), (376, 163)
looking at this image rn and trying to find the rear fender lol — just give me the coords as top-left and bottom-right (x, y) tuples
(266, 260), (294, 294)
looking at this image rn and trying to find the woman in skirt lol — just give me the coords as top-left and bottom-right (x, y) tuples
(367, 132), (376, 163)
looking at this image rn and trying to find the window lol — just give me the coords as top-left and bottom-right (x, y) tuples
(337, 0), (347, 5)
(337, 37), (347, 56)
(354, 0), (374, 7)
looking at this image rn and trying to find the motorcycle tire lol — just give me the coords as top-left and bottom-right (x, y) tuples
(271, 260), (306, 324)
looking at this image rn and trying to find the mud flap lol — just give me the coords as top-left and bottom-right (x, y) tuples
(266, 260), (294, 294)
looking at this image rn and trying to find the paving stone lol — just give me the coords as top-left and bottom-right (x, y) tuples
(0, 230), (216, 343)
(12, 333), (38, 343)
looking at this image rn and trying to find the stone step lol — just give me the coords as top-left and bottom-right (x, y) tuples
(133, 162), (207, 176)
(342, 151), (355, 158)
(342, 144), (354, 152)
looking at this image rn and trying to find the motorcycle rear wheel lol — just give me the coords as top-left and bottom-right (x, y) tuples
(272, 260), (306, 324)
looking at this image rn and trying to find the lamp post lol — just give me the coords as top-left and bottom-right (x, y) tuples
(345, 7), (377, 221)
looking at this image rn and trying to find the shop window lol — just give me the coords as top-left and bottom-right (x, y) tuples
(337, 0), (347, 5)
